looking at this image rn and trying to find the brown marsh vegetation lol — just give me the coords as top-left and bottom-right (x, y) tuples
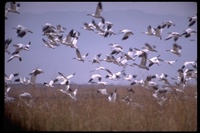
(4, 84), (197, 131)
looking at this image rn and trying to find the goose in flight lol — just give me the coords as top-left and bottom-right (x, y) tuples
(42, 38), (56, 49)
(43, 79), (58, 87)
(108, 88), (117, 102)
(73, 48), (89, 62)
(188, 13), (197, 27)
(154, 25), (163, 40)
(181, 61), (197, 69)
(56, 24), (66, 33)
(166, 43), (182, 57)
(5, 38), (12, 54)
(155, 73), (171, 85)
(12, 41), (31, 55)
(130, 79), (144, 86)
(142, 25), (155, 36)
(81, 22), (95, 31)
(105, 69), (126, 80)
(56, 72), (76, 85)
(165, 32), (182, 42)
(88, 74), (102, 82)
(88, 53), (101, 64)
(181, 28), (197, 38)
(97, 88), (108, 95)
(147, 55), (164, 67)
(29, 68), (44, 85)
(7, 54), (22, 62)
(119, 29), (134, 40)
(14, 77), (30, 85)
(5, 73), (19, 83)
(87, 2), (103, 19)
(124, 74), (137, 82)
(164, 60), (178, 66)
(161, 21), (175, 29)
(12, 25), (33, 38)
(143, 43), (157, 52)
(132, 51), (149, 70)
(7, 2), (20, 14)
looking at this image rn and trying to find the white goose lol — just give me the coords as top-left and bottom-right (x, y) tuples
(97, 88), (108, 95)
(181, 28), (197, 38)
(87, 2), (103, 19)
(132, 51), (149, 70)
(165, 32), (182, 42)
(143, 43), (157, 52)
(147, 55), (164, 67)
(56, 72), (76, 85)
(142, 25), (155, 36)
(154, 25), (163, 40)
(5, 73), (19, 83)
(166, 43), (182, 57)
(188, 13), (197, 27)
(43, 79), (58, 87)
(13, 25), (33, 38)
(181, 60), (197, 69)
(88, 74), (102, 82)
(164, 60), (178, 66)
(14, 77), (30, 85)
(161, 21), (175, 29)
(29, 68), (44, 85)
(5, 38), (12, 54)
(108, 88), (117, 102)
(7, 2), (20, 14)
(73, 48), (89, 62)
(119, 29), (134, 40)
(7, 54), (22, 62)
(42, 38), (56, 49)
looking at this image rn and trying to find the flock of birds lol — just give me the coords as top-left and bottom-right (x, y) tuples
(5, 2), (197, 106)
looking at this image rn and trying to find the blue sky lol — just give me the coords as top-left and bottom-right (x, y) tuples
(5, 2), (197, 85)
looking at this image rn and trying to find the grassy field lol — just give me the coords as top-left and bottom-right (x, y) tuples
(4, 84), (197, 131)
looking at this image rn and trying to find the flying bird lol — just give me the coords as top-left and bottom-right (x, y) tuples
(87, 2), (103, 19)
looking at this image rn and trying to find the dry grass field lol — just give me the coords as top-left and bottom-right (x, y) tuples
(4, 84), (197, 131)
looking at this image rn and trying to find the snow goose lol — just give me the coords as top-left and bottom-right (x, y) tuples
(56, 24), (66, 33)
(164, 60), (178, 66)
(105, 69), (126, 80)
(73, 48), (89, 62)
(108, 88), (117, 102)
(130, 79), (144, 86)
(5, 38), (12, 54)
(181, 28), (197, 38)
(97, 88), (108, 95)
(88, 74), (102, 82)
(181, 60), (197, 69)
(142, 25), (155, 36)
(165, 32), (182, 42)
(154, 25), (163, 40)
(119, 29), (134, 40)
(12, 41), (31, 55)
(132, 48), (149, 57)
(14, 77), (30, 85)
(124, 48), (135, 61)
(132, 51), (149, 70)
(88, 53), (101, 64)
(29, 69), (44, 85)
(161, 21), (175, 29)
(42, 38), (56, 49)
(7, 2), (20, 14)
(124, 74), (137, 82)
(166, 43), (182, 57)
(81, 22), (95, 31)
(143, 43), (157, 52)
(87, 2), (103, 19)
(56, 72), (76, 85)
(43, 79), (58, 87)
(188, 13), (197, 27)
(12, 25), (33, 38)
(147, 55), (164, 67)
(5, 73), (19, 83)
(7, 54), (22, 62)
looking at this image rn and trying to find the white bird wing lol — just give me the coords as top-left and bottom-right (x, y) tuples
(95, 2), (103, 16)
